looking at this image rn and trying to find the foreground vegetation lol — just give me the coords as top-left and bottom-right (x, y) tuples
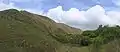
(82, 25), (120, 52)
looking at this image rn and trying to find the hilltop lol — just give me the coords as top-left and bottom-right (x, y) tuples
(0, 9), (83, 52)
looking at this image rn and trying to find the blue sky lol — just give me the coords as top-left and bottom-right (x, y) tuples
(1, 0), (120, 30)
(2, 0), (119, 11)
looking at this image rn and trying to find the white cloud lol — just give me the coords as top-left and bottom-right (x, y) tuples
(24, 9), (45, 15)
(0, 2), (18, 11)
(0, 1), (44, 15)
(46, 5), (120, 30)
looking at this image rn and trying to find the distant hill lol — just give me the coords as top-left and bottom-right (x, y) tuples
(56, 23), (81, 34)
(0, 9), (83, 52)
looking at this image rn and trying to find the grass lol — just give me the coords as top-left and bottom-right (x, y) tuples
(0, 9), (84, 52)
(1, 9), (118, 52)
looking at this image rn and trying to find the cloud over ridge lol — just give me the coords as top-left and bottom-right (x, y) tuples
(47, 5), (120, 30)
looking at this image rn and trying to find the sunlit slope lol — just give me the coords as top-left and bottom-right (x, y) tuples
(0, 9), (82, 52)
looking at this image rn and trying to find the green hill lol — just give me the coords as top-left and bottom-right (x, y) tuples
(0, 9), (84, 52)
(1, 9), (120, 52)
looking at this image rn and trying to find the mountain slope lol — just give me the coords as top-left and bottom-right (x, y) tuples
(0, 9), (59, 52)
(56, 23), (82, 34)
(0, 9), (82, 52)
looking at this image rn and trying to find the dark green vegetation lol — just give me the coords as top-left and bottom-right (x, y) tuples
(82, 25), (120, 52)
(1, 9), (120, 52)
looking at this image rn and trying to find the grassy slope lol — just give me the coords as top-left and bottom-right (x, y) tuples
(56, 23), (82, 34)
(1, 9), (117, 52)
(0, 9), (87, 52)
(0, 9), (60, 52)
